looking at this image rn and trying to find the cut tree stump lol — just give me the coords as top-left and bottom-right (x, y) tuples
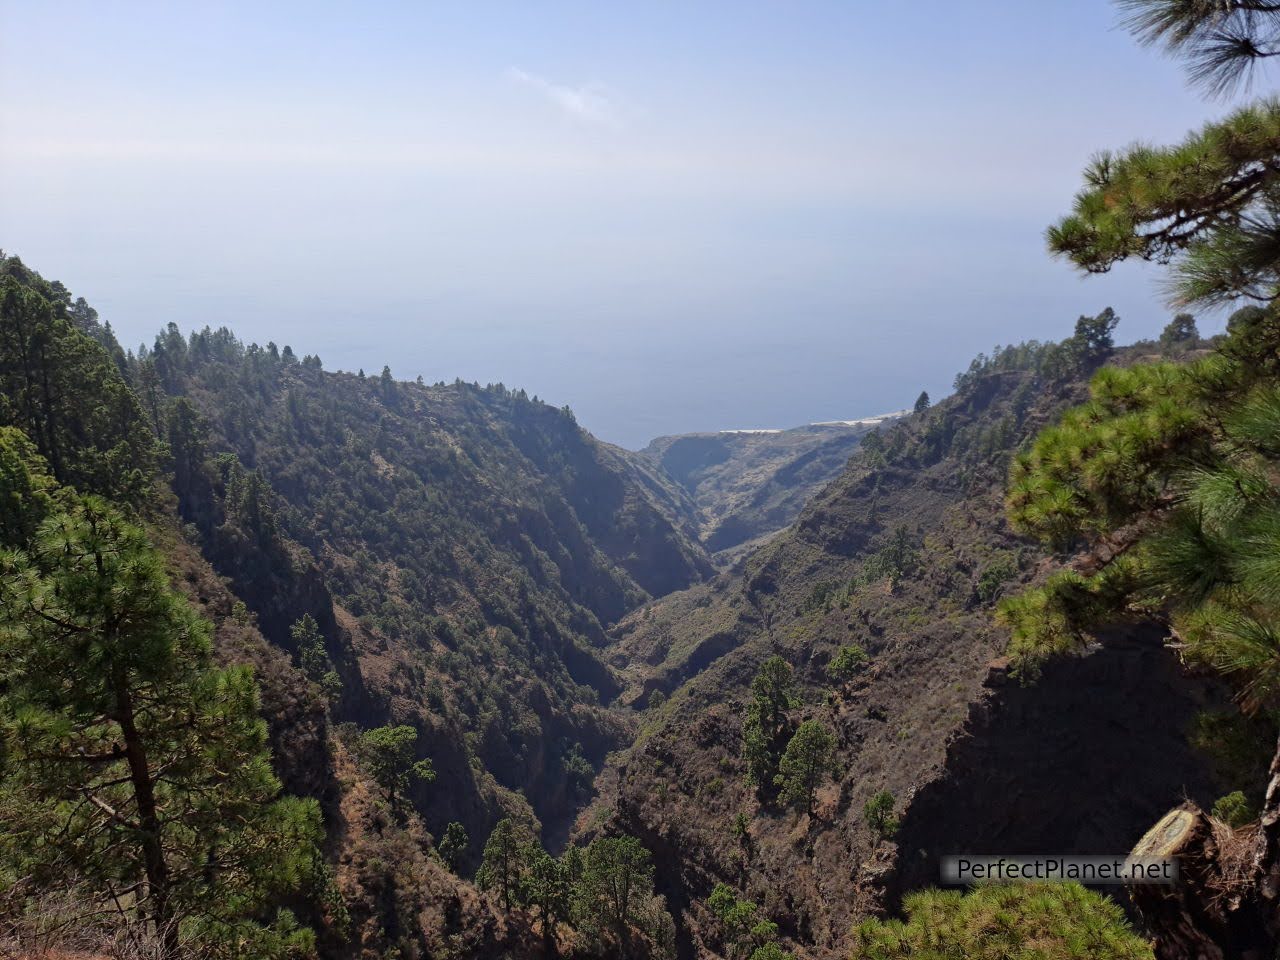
(1128, 734), (1280, 960)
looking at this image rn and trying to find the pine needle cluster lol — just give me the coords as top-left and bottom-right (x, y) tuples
(1001, 307), (1280, 707)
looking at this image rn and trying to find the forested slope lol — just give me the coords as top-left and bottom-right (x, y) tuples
(145, 317), (712, 839)
(0, 253), (710, 958)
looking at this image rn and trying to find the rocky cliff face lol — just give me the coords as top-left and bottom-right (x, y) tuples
(891, 625), (1234, 905)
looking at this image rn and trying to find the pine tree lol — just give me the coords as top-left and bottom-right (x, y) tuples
(775, 720), (836, 815)
(1072, 307), (1119, 368)
(1011, 4), (1280, 951)
(1160, 313), (1200, 353)
(0, 260), (160, 502)
(438, 821), (469, 873)
(852, 884), (1152, 960)
(707, 883), (759, 960)
(292, 614), (341, 704)
(705, 883), (792, 960)
(913, 390), (930, 414)
(864, 791), (898, 841)
(741, 656), (797, 792)
(477, 818), (530, 910)
(0, 447), (323, 956)
(357, 724), (435, 817)
(576, 836), (654, 949)
(0, 427), (54, 546)
(166, 397), (213, 521)
(378, 365), (399, 408)
(524, 845), (571, 955)
(826, 644), (869, 684)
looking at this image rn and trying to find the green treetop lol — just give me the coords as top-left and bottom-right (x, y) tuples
(577, 835), (655, 948)
(1048, 95), (1280, 308)
(0, 261), (161, 503)
(852, 883), (1152, 960)
(706, 882), (795, 960)
(524, 844), (572, 955)
(827, 644), (869, 684)
(291, 614), (341, 704)
(864, 790), (899, 841)
(0, 427), (54, 546)
(1160, 312), (1200, 352)
(438, 821), (469, 873)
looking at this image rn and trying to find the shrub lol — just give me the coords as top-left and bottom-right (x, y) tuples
(1211, 790), (1256, 828)
(864, 790), (898, 840)
(827, 644), (869, 682)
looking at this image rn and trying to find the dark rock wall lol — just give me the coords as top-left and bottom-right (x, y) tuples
(892, 625), (1233, 901)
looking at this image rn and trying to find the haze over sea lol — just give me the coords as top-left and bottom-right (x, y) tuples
(0, 1), (1241, 448)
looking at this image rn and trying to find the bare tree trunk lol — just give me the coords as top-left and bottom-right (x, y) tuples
(115, 675), (178, 957)
(1128, 733), (1280, 960)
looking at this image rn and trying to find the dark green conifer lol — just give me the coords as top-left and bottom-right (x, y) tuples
(0, 443), (322, 956)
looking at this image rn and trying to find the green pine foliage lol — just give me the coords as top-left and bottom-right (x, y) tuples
(0, 438), (323, 957)
(357, 724), (436, 816)
(860, 525), (920, 592)
(0, 427), (55, 546)
(1212, 790), (1257, 828)
(1160, 313), (1200, 354)
(524, 844), (572, 950)
(775, 720), (836, 815)
(1049, 97), (1280, 307)
(575, 836), (659, 949)
(1119, 0), (1280, 97)
(850, 883), (1153, 960)
(292, 614), (341, 704)
(473, 822), (671, 957)
(741, 656), (798, 791)
(476, 818), (531, 911)
(437, 821), (469, 873)
(0, 256), (160, 503)
(826, 644), (869, 682)
(1001, 303), (1280, 708)
(863, 790), (899, 841)
(706, 883), (794, 960)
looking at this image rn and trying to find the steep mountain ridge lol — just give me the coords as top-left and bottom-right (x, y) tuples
(145, 321), (716, 844)
(588, 336), (1233, 958)
(0, 254), (716, 957)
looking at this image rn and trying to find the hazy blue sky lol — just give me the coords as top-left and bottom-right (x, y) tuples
(0, 2), (1241, 447)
